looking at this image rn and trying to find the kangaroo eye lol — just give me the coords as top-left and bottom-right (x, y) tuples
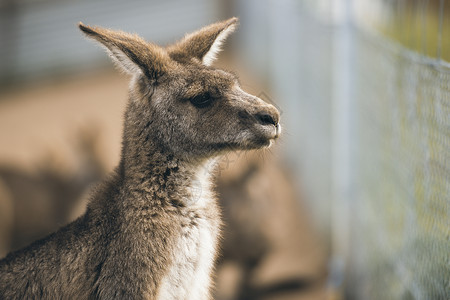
(190, 93), (212, 108)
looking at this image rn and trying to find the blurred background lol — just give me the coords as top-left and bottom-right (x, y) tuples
(0, 0), (449, 299)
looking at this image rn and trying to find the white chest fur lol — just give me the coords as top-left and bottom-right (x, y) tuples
(157, 164), (219, 300)
(157, 212), (217, 300)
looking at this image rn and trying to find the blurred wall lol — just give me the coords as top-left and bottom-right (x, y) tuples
(0, 0), (226, 82)
(235, 0), (335, 244)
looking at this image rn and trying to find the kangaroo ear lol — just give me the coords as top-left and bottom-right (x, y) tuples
(168, 17), (238, 66)
(79, 23), (170, 79)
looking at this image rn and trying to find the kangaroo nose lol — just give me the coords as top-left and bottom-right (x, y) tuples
(255, 107), (280, 126)
(256, 113), (277, 126)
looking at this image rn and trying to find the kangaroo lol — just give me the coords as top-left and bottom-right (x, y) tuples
(0, 18), (281, 299)
(0, 127), (106, 255)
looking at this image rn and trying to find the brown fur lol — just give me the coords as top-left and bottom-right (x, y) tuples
(0, 18), (280, 299)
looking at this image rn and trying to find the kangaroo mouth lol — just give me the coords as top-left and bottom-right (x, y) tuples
(260, 122), (281, 140)
(218, 121), (281, 152)
(243, 122), (281, 149)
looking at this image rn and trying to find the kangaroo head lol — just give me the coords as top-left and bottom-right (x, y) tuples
(79, 18), (280, 162)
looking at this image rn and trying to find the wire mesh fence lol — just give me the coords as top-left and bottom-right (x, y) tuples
(238, 0), (450, 298)
(349, 1), (449, 298)
(348, 23), (449, 300)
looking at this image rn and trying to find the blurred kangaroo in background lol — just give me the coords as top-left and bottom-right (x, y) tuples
(0, 18), (281, 299)
(0, 128), (106, 257)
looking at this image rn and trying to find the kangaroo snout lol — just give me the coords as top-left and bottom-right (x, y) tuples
(236, 90), (281, 129)
(236, 94), (281, 144)
(256, 105), (281, 139)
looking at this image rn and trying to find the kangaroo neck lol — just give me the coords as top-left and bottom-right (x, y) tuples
(119, 135), (216, 209)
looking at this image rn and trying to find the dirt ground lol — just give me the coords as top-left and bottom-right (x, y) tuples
(0, 70), (329, 299)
